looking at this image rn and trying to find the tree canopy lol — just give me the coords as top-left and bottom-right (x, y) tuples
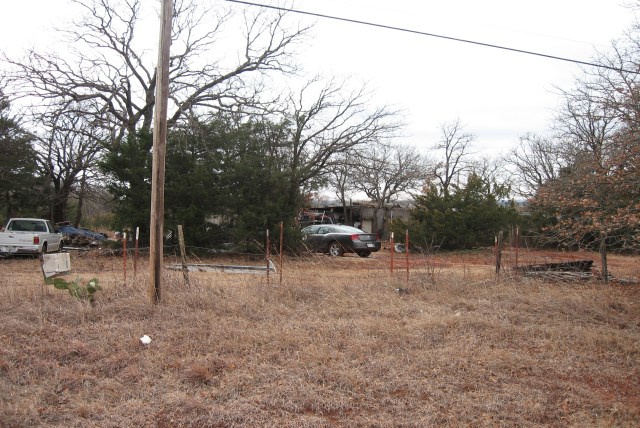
(0, 92), (43, 221)
(395, 173), (519, 250)
(517, 15), (640, 251)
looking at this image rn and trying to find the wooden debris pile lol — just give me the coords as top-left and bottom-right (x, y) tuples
(516, 259), (595, 281)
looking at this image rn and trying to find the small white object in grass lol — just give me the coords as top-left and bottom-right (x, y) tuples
(140, 335), (152, 345)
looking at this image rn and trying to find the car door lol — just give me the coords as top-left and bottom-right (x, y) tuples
(316, 226), (335, 251)
(301, 225), (321, 250)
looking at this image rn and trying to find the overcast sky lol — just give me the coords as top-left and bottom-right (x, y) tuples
(0, 0), (635, 157)
(284, 0), (635, 156)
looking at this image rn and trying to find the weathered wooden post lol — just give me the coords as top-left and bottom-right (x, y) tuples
(600, 231), (608, 284)
(495, 230), (503, 275)
(266, 228), (270, 285)
(178, 225), (190, 286)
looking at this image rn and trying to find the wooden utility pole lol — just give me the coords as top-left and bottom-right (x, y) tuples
(149, 0), (174, 304)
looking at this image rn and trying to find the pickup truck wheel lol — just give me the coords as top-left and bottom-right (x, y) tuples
(40, 243), (47, 255)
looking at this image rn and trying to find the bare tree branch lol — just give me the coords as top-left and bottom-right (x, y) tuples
(4, 0), (310, 140)
(351, 142), (428, 208)
(503, 133), (567, 198)
(283, 78), (402, 188)
(431, 118), (475, 195)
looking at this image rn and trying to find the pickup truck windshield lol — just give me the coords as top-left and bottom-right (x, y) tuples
(8, 220), (47, 232)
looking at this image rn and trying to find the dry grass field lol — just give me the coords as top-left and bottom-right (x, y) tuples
(0, 248), (639, 427)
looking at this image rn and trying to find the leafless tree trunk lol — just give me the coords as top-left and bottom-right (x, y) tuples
(73, 170), (87, 227)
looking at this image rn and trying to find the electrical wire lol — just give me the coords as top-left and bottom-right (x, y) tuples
(225, 0), (639, 75)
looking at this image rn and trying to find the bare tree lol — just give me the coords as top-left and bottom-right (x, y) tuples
(349, 142), (427, 236)
(471, 156), (508, 187)
(431, 119), (475, 195)
(528, 17), (640, 250)
(36, 107), (105, 223)
(553, 86), (619, 166)
(3, 0), (310, 224)
(506, 83), (618, 199)
(5, 0), (310, 140)
(503, 133), (566, 198)
(580, 35), (640, 132)
(282, 78), (401, 209)
(330, 150), (357, 224)
(352, 142), (427, 209)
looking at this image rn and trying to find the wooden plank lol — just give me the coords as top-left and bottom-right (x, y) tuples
(165, 261), (277, 275)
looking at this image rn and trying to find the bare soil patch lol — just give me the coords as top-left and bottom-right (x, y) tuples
(0, 250), (639, 426)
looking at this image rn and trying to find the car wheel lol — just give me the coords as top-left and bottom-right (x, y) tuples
(328, 242), (344, 257)
(58, 241), (64, 253)
(357, 251), (371, 258)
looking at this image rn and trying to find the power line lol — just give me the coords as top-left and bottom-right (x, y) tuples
(225, 0), (639, 75)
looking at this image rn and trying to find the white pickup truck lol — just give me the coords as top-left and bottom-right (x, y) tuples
(0, 218), (64, 255)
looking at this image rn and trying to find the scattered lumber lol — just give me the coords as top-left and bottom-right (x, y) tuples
(516, 259), (595, 281)
(516, 259), (593, 273)
(521, 271), (593, 281)
(165, 261), (276, 275)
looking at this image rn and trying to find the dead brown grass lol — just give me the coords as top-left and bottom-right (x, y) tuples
(0, 250), (639, 427)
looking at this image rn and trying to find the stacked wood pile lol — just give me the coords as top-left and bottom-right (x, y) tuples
(516, 260), (595, 281)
